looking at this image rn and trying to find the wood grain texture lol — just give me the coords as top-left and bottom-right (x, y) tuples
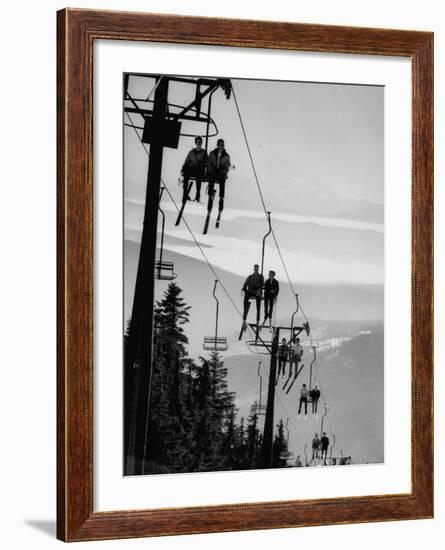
(57, 8), (434, 542)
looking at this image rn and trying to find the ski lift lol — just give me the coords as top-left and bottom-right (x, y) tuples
(282, 297), (314, 394)
(250, 362), (267, 415)
(246, 335), (273, 355)
(279, 419), (295, 462)
(155, 187), (177, 281)
(303, 444), (309, 467)
(239, 212), (272, 340)
(172, 82), (227, 230)
(250, 402), (267, 416)
(328, 434), (336, 466)
(203, 280), (229, 352)
(290, 293), (300, 335)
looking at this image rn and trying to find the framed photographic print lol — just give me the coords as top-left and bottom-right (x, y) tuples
(57, 8), (433, 542)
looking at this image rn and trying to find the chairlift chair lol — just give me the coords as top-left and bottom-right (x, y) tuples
(155, 187), (177, 281)
(203, 336), (228, 352)
(279, 451), (295, 461)
(239, 212), (272, 340)
(280, 419), (294, 461)
(246, 335), (273, 355)
(304, 444), (309, 467)
(250, 362), (267, 415)
(250, 403), (267, 416)
(202, 280), (229, 353)
(169, 82), (229, 232)
(155, 260), (177, 281)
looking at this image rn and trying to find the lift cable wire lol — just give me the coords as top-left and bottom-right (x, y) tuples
(145, 74), (163, 102)
(232, 85), (297, 301)
(233, 84), (315, 348)
(127, 96), (336, 454)
(274, 389), (305, 446)
(232, 86), (341, 446)
(125, 111), (271, 351)
(125, 112), (305, 448)
(125, 111), (317, 461)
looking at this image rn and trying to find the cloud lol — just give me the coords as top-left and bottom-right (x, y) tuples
(160, 228), (383, 286)
(125, 198), (383, 233)
(124, 199), (383, 286)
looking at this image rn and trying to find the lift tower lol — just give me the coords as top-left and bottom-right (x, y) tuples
(247, 321), (309, 468)
(124, 74), (232, 475)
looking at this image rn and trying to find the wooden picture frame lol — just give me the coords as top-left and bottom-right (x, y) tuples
(57, 8), (434, 542)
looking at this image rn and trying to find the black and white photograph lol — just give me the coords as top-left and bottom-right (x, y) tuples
(123, 73), (384, 476)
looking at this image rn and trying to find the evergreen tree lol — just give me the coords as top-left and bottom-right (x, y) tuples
(145, 283), (196, 472)
(192, 351), (236, 471)
(272, 418), (288, 467)
(126, 280), (267, 475)
(220, 405), (238, 469)
(246, 410), (261, 469)
(234, 416), (248, 468)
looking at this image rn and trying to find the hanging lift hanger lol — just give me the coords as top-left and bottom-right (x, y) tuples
(239, 211), (273, 342)
(155, 186), (177, 281)
(250, 362), (267, 416)
(279, 418), (295, 462)
(203, 280), (229, 352)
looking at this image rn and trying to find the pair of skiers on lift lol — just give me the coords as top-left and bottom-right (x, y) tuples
(312, 432), (330, 461)
(297, 383), (321, 418)
(241, 264), (279, 329)
(181, 136), (231, 210)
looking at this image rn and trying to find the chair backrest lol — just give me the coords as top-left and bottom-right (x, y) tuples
(155, 260), (177, 281)
(250, 404), (267, 416)
(246, 340), (272, 355)
(279, 451), (295, 460)
(203, 336), (229, 352)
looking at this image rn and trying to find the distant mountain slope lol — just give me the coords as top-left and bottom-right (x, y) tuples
(124, 239), (383, 359)
(124, 239), (383, 465)
(224, 326), (384, 466)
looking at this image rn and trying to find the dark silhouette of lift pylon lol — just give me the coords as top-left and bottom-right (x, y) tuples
(124, 74), (232, 475)
(256, 320), (310, 469)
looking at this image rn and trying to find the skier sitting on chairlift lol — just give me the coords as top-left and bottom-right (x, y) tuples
(206, 138), (231, 212)
(312, 433), (321, 461)
(181, 136), (207, 203)
(298, 383), (309, 418)
(263, 270), (279, 326)
(289, 337), (304, 377)
(278, 337), (289, 378)
(310, 384), (321, 415)
(242, 264), (264, 327)
(321, 432), (330, 461)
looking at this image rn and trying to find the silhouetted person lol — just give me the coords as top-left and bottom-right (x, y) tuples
(206, 138), (231, 224)
(263, 270), (279, 324)
(242, 264), (264, 326)
(290, 337), (303, 378)
(278, 337), (289, 378)
(181, 136), (206, 202)
(310, 384), (321, 415)
(312, 433), (320, 461)
(321, 432), (330, 461)
(298, 383), (309, 417)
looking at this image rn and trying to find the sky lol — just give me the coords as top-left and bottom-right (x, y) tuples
(123, 75), (385, 465)
(124, 74), (383, 293)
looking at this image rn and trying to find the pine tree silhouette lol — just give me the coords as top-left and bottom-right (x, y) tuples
(125, 281), (274, 474)
(272, 418), (288, 468)
(145, 283), (195, 472)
